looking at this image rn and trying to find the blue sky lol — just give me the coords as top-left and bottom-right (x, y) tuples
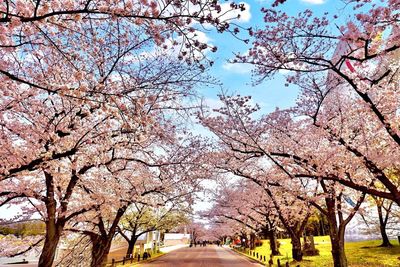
(196, 0), (358, 115)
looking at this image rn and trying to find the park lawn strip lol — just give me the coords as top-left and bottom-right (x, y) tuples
(243, 236), (400, 267)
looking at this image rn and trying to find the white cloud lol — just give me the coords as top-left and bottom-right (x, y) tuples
(256, 0), (325, 4)
(300, 0), (326, 4)
(190, 30), (213, 45)
(222, 62), (253, 74)
(203, 97), (224, 111)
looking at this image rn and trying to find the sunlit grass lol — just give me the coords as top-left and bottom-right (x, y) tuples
(239, 236), (400, 266)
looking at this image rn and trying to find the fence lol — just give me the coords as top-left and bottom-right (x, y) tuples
(233, 247), (300, 267)
(106, 252), (153, 267)
(106, 256), (135, 267)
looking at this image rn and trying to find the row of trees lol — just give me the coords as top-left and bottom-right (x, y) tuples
(1, 1), (398, 267)
(117, 203), (189, 258)
(0, 0), (243, 266)
(201, 1), (399, 267)
(53, 203), (190, 266)
(0, 220), (45, 237)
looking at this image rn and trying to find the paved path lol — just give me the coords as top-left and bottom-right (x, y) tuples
(140, 245), (261, 267)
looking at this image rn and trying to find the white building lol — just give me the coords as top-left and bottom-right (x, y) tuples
(163, 233), (191, 246)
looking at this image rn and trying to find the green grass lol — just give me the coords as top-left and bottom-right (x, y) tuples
(239, 236), (400, 266)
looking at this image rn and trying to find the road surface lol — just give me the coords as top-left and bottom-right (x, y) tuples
(140, 245), (261, 267)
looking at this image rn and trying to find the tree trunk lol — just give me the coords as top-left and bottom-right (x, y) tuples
(126, 235), (139, 257)
(38, 228), (62, 267)
(320, 217), (325, 236)
(326, 199), (348, 267)
(126, 241), (135, 258)
(269, 230), (280, 256)
(90, 235), (113, 267)
(290, 235), (303, 261)
(377, 204), (392, 247)
(249, 232), (256, 250)
(379, 224), (392, 247)
(91, 207), (127, 267)
(330, 236), (347, 267)
(39, 172), (65, 267)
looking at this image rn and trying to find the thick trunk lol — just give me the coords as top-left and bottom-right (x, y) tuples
(330, 237), (347, 267)
(326, 199), (348, 267)
(126, 242), (135, 258)
(126, 236), (138, 257)
(91, 207), (127, 267)
(90, 237), (112, 267)
(290, 235), (303, 261)
(38, 229), (62, 267)
(249, 233), (256, 250)
(269, 230), (280, 256)
(377, 205), (392, 247)
(39, 172), (64, 267)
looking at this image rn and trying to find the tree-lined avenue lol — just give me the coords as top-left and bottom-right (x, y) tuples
(140, 246), (260, 267)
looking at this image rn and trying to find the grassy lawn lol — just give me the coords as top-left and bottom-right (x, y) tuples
(240, 236), (400, 266)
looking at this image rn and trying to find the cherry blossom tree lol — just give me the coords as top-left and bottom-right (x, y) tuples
(0, 0), (246, 91)
(369, 196), (394, 247)
(118, 203), (188, 258)
(207, 181), (281, 255)
(236, 0), (400, 204)
(66, 163), (194, 267)
(52, 132), (208, 266)
(200, 94), (371, 266)
(186, 221), (207, 245)
(210, 159), (311, 260)
(0, 50), (216, 267)
(0, 0), (245, 186)
(1, 106), (210, 266)
(0, 1), (249, 266)
(209, 2), (400, 266)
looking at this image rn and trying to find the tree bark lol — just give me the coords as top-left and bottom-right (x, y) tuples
(377, 204), (392, 247)
(379, 224), (392, 247)
(326, 198), (348, 267)
(38, 167), (90, 267)
(249, 232), (256, 250)
(290, 235), (303, 261)
(320, 216), (325, 236)
(126, 235), (139, 257)
(90, 236), (111, 267)
(38, 224), (62, 267)
(330, 239), (347, 267)
(38, 171), (66, 267)
(90, 207), (127, 267)
(269, 230), (280, 256)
